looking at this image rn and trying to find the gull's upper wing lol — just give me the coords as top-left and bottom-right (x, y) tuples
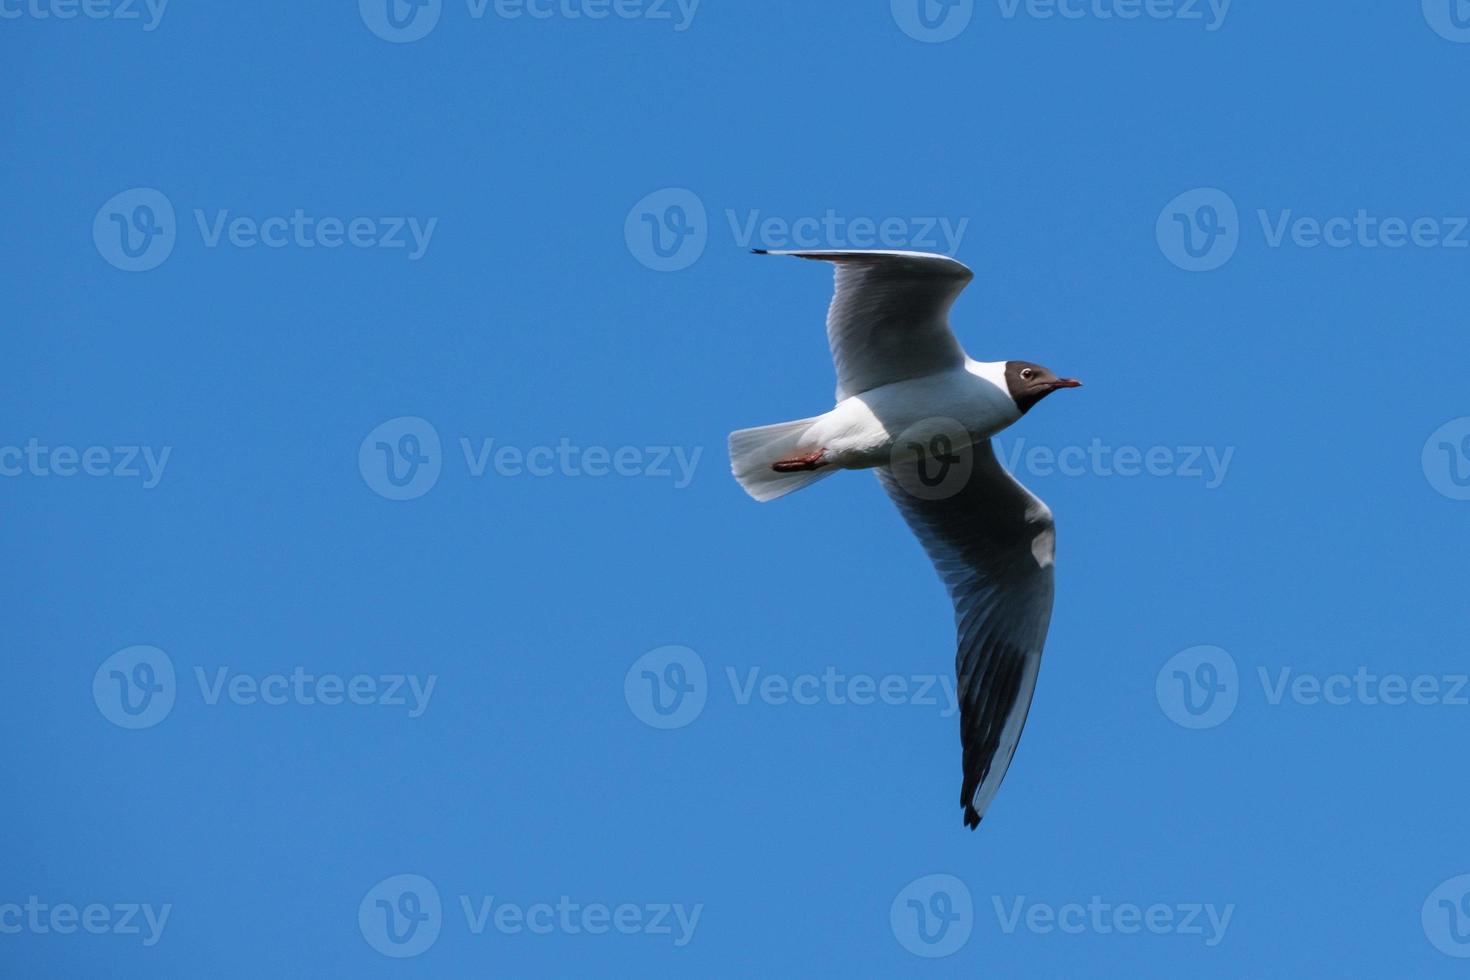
(755, 250), (973, 400)
(877, 439), (1057, 829)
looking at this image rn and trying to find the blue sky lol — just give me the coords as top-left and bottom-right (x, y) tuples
(6, 1), (1470, 976)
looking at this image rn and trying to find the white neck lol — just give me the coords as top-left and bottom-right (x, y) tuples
(967, 358), (1007, 391)
(967, 359), (1022, 425)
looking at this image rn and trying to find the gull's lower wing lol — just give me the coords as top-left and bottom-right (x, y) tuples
(754, 249), (973, 400)
(877, 439), (1057, 829)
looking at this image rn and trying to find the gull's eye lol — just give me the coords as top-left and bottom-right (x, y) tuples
(1020, 368), (1034, 381)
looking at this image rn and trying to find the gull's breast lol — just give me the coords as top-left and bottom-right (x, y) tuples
(813, 369), (1017, 470)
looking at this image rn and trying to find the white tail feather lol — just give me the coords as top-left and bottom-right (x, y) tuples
(728, 415), (833, 502)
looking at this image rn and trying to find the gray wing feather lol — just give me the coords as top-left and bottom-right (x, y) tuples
(877, 439), (1056, 829)
(755, 250), (972, 399)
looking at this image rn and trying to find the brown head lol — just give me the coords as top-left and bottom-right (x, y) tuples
(1005, 360), (1083, 414)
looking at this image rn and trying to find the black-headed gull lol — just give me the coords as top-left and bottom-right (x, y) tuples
(728, 249), (1080, 830)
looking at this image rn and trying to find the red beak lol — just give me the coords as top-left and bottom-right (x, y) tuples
(1050, 378), (1083, 389)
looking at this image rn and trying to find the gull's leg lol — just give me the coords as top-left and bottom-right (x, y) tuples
(771, 449), (828, 473)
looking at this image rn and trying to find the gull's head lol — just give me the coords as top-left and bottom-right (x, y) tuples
(1005, 361), (1082, 414)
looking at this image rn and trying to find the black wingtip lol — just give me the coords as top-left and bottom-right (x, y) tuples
(963, 805), (982, 830)
(750, 248), (769, 255)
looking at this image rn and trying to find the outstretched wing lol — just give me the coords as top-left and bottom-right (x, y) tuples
(754, 249), (973, 400)
(877, 439), (1057, 829)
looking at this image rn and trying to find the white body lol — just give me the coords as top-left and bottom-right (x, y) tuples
(803, 359), (1020, 469)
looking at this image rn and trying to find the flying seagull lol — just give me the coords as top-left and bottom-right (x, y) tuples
(728, 249), (1080, 830)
